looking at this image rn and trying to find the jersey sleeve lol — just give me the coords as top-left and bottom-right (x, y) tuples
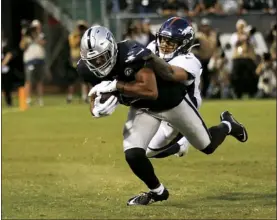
(168, 54), (202, 85)
(124, 42), (153, 73)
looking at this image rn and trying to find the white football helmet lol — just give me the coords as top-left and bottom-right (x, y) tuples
(80, 25), (118, 78)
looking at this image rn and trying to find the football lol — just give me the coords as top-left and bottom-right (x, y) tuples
(100, 93), (116, 103)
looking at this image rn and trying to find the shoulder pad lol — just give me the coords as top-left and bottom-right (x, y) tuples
(125, 43), (152, 63)
(169, 54), (202, 78)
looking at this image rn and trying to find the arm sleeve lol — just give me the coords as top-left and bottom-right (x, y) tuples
(168, 55), (201, 78)
(168, 55), (202, 85)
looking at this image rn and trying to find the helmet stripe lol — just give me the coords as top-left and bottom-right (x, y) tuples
(87, 28), (92, 50)
(168, 17), (181, 27)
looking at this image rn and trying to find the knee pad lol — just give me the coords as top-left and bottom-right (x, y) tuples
(125, 148), (146, 163)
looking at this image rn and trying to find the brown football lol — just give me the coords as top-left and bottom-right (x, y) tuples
(100, 93), (114, 104)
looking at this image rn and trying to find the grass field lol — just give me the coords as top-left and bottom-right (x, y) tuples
(2, 96), (276, 219)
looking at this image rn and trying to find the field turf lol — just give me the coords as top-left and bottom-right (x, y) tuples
(2, 96), (276, 219)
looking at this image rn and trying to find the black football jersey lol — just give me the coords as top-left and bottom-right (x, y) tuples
(77, 40), (185, 111)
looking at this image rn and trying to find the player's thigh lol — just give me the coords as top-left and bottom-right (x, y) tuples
(123, 107), (161, 152)
(163, 95), (211, 150)
(148, 121), (179, 149)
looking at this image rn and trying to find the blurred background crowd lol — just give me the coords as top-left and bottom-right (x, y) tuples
(1, 0), (276, 108)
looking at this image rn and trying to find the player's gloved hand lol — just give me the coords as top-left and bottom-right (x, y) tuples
(88, 81), (112, 97)
(90, 80), (118, 96)
(92, 95), (119, 118)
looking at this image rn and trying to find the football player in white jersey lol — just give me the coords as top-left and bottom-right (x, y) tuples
(145, 17), (202, 159)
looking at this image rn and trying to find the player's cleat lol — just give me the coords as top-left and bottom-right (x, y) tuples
(127, 188), (169, 206)
(175, 143), (189, 157)
(220, 111), (248, 142)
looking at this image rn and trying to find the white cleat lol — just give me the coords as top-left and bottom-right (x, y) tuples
(175, 144), (189, 157)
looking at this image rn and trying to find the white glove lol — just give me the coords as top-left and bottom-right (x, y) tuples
(92, 95), (119, 118)
(89, 79), (118, 96)
(88, 81), (112, 97)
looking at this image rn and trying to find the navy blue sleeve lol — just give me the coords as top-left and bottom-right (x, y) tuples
(124, 43), (153, 73)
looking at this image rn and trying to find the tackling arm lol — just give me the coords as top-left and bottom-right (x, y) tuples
(148, 53), (189, 82)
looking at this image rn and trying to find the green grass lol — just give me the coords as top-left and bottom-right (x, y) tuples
(2, 97), (276, 219)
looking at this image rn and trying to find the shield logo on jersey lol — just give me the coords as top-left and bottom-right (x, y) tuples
(124, 68), (133, 76)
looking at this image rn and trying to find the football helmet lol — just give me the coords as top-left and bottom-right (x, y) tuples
(80, 25), (118, 78)
(156, 17), (195, 61)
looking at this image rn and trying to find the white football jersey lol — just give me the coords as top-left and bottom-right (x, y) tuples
(147, 41), (202, 108)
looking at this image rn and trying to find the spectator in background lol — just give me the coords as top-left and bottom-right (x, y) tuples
(266, 22), (276, 48)
(1, 31), (17, 107)
(230, 19), (258, 98)
(193, 18), (219, 97)
(181, 0), (202, 17)
(255, 52), (276, 98)
(240, 0), (276, 14)
(207, 49), (234, 99)
(200, 0), (223, 14)
(123, 20), (149, 46)
(67, 20), (89, 103)
(141, 19), (155, 45)
(19, 19), (47, 106)
(218, 0), (241, 14)
(159, 0), (179, 16)
(267, 22), (276, 64)
(134, 0), (156, 14)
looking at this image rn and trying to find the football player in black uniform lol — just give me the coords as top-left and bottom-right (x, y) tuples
(77, 25), (248, 206)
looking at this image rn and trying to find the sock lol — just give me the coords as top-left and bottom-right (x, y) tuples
(150, 183), (165, 195)
(177, 137), (187, 146)
(201, 123), (229, 154)
(125, 148), (160, 190)
(221, 121), (232, 134)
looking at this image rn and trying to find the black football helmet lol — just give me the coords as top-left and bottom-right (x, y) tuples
(156, 17), (195, 61)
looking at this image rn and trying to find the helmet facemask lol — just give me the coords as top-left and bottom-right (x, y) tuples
(80, 26), (118, 78)
(81, 46), (116, 78)
(157, 35), (183, 61)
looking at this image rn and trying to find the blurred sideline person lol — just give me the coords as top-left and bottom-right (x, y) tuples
(206, 49), (235, 99)
(123, 20), (149, 46)
(230, 19), (258, 98)
(79, 22), (248, 206)
(67, 20), (89, 103)
(255, 52), (276, 98)
(193, 18), (219, 97)
(2, 31), (17, 107)
(20, 19), (47, 106)
(141, 19), (155, 46)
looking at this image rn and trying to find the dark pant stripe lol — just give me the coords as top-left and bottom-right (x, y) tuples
(183, 96), (212, 140)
